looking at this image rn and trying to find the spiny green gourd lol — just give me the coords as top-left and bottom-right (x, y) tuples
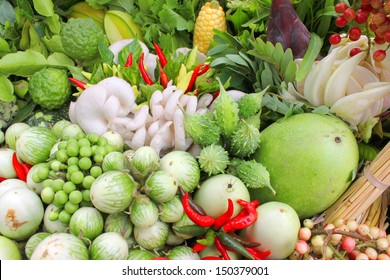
(235, 159), (276, 195)
(197, 144), (230, 176)
(243, 112), (261, 130)
(237, 90), (265, 119)
(212, 81), (239, 138)
(183, 111), (220, 146)
(228, 120), (261, 158)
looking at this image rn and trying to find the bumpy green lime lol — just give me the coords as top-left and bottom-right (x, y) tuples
(28, 68), (71, 110)
(60, 18), (106, 61)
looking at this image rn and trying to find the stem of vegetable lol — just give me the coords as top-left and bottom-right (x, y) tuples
(153, 42), (168, 68)
(182, 192), (215, 227)
(197, 229), (215, 246)
(138, 52), (154, 85)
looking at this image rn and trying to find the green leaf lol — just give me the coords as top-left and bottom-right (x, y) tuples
(0, 37), (10, 53)
(44, 14), (62, 35)
(272, 43), (284, 69)
(225, 54), (248, 67)
(295, 33), (323, 82)
(210, 57), (237, 68)
(0, 49), (48, 76)
(208, 44), (229, 56)
(280, 48), (294, 77)
(32, 0), (54, 17)
(283, 61), (297, 83)
(260, 67), (273, 88)
(11, 101), (37, 124)
(0, 0), (16, 25)
(47, 52), (74, 67)
(0, 75), (14, 102)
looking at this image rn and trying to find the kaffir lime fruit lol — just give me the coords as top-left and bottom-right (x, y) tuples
(251, 113), (359, 219)
(28, 68), (71, 110)
(60, 18), (105, 61)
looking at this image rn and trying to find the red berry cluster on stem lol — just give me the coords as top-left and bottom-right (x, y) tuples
(331, 0), (390, 61)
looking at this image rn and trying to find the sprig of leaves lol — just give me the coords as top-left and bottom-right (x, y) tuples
(207, 29), (297, 93)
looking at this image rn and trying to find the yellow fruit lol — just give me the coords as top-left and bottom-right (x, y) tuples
(67, 1), (106, 28)
(104, 10), (143, 44)
(193, 1), (227, 54)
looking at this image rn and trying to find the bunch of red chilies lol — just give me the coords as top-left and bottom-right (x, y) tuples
(0, 152), (31, 182)
(175, 187), (271, 260)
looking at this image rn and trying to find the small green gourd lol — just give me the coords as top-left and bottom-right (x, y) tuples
(197, 144), (230, 176)
(237, 91), (265, 119)
(212, 80), (239, 137)
(235, 159), (276, 195)
(183, 111), (220, 146)
(228, 120), (261, 158)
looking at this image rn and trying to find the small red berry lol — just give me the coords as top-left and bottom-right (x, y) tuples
(373, 49), (387, 62)
(329, 33), (342, 45)
(371, 0), (383, 9)
(335, 3), (348, 13)
(355, 12), (368, 24)
(335, 16), (348, 27)
(349, 47), (361, 57)
(375, 36), (386, 45)
(349, 27), (362, 41)
(343, 8), (356, 21)
(384, 31), (390, 43)
(341, 236), (356, 252)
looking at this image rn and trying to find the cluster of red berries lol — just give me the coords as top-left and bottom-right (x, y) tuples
(328, 0), (390, 62)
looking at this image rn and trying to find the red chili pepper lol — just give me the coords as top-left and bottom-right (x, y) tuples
(69, 77), (87, 90)
(159, 67), (170, 88)
(193, 242), (207, 253)
(201, 256), (224, 260)
(214, 199), (234, 230)
(211, 90), (220, 103)
(153, 42), (168, 68)
(214, 236), (231, 260)
(185, 64), (210, 93)
(12, 152), (28, 182)
(152, 256), (170, 260)
(197, 64), (210, 76)
(244, 247), (271, 260)
(0, 177), (6, 182)
(124, 53), (133, 67)
(222, 199), (258, 232)
(139, 52), (154, 85)
(182, 192), (215, 227)
(178, 187), (206, 216)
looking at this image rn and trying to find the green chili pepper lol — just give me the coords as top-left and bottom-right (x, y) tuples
(217, 232), (255, 260)
(172, 225), (208, 237)
(197, 229), (215, 246)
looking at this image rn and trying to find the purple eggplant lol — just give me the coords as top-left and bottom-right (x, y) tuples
(266, 0), (311, 58)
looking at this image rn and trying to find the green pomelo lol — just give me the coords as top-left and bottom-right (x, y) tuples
(251, 113), (359, 219)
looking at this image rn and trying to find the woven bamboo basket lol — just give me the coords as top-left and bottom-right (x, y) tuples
(323, 141), (390, 230)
